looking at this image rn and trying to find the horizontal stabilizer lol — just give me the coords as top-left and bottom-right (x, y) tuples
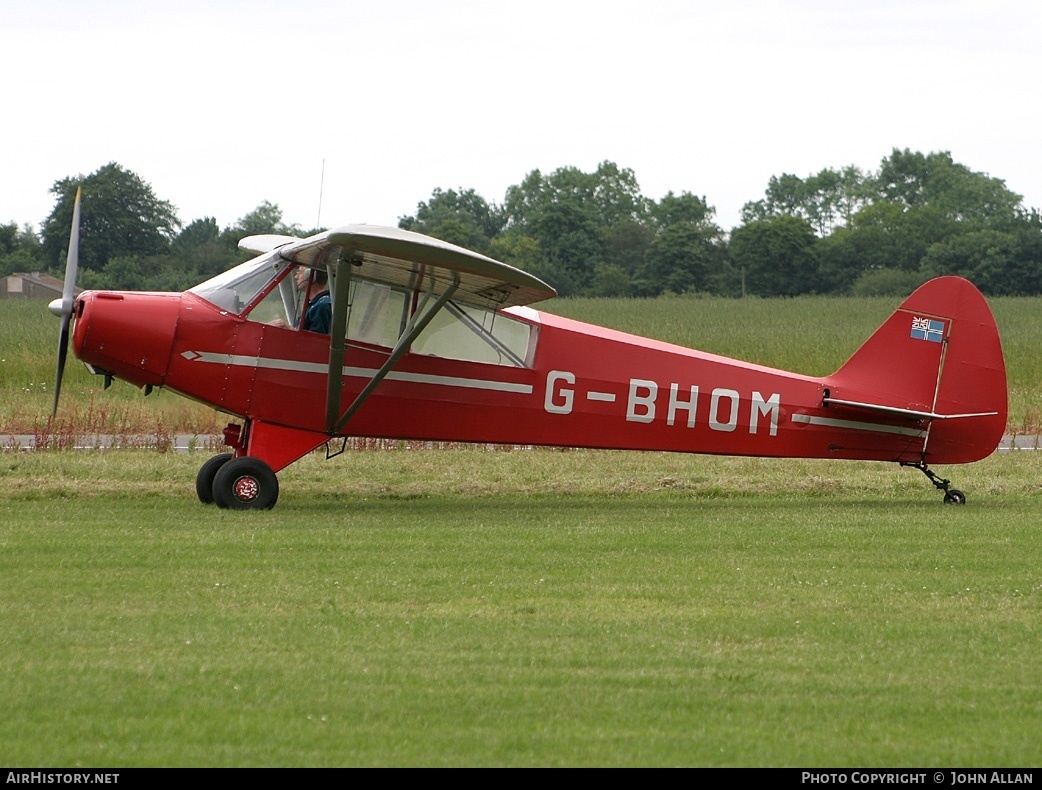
(823, 396), (999, 422)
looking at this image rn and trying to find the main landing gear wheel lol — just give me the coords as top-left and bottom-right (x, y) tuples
(943, 489), (967, 506)
(212, 457), (279, 510)
(196, 452), (233, 504)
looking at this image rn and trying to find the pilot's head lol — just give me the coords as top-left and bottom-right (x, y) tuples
(293, 266), (328, 290)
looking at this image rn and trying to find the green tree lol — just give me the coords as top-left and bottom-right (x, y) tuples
(634, 191), (730, 295)
(920, 223), (1042, 295)
(41, 163), (180, 271)
(502, 169), (601, 295)
(399, 187), (504, 254)
(650, 191), (714, 228)
(80, 255), (149, 290)
(635, 223), (724, 296)
(729, 215), (820, 296)
(173, 218), (238, 279)
(0, 222), (19, 256)
(872, 149), (1018, 219)
(603, 220), (654, 279)
(815, 197), (959, 290)
(841, 201), (940, 271)
(489, 230), (543, 276)
(587, 262), (632, 297)
(502, 162), (650, 295)
(742, 150), (1041, 294)
(409, 164), (733, 296)
(226, 201), (300, 238)
(79, 251), (202, 293)
(588, 161), (649, 227)
(741, 167), (870, 236)
(0, 223), (43, 278)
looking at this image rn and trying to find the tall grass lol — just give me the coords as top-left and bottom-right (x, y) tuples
(2, 292), (1037, 434)
(543, 294), (892, 375)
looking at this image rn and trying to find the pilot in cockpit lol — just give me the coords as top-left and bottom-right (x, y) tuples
(294, 266), (331, 334)
(269, 266), (331, 333)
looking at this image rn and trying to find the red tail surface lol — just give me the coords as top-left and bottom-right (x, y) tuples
(825, 276), (1007, 464)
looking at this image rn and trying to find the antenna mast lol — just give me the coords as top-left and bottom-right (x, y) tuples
(316, 158), (326, 229)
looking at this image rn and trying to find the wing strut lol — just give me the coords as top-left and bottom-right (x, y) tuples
(324, 258), (353, 432)
(324, 268), (460, 435)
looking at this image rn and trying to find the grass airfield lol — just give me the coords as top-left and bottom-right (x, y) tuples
(2, 447), (1040, 767)
(2, 292), (1039, 766)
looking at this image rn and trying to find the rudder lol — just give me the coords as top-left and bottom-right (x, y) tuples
(826, 276), (1007, 464)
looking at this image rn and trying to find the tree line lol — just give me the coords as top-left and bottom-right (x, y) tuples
(3, 152), (1040, 298)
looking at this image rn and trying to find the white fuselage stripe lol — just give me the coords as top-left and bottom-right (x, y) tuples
(792, 413), (926, 438)
(182, 351), (533, 394)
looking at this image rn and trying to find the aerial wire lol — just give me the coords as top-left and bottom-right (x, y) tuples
(316, 158), (325, 229)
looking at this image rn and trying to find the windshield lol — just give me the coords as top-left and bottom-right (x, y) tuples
(189, 253), (291, 314)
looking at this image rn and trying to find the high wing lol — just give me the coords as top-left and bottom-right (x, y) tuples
(245, 225), (556, 434)
(238, 234), (300, 256)
(271, 224), (556, 310)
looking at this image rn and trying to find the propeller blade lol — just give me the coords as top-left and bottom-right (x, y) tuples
(52, 185), (82, 417)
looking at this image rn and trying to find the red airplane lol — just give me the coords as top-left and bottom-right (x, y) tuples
(51, 189), (1008, 509)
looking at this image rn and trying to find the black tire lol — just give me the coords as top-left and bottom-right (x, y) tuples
(943, 489), (967, 505)
(196, 452), (233, 504)
(212, 456), (279, 510)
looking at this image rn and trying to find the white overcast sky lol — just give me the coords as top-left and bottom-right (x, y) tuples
(3, 0), (1040, 236)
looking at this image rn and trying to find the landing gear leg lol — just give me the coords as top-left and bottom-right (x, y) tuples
(901, 461), (966, 505)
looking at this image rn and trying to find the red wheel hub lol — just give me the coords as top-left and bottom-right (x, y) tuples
(232, 475), (259, 502)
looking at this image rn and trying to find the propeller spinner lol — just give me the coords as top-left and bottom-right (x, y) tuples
(49, 185), (82, 416)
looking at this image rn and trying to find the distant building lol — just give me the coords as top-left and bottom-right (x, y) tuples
(0, 272), (79, 300)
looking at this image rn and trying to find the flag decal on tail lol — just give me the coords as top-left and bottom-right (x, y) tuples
(910, 316), (945, 343)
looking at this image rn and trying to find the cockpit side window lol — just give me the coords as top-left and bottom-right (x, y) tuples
(246, 272), (302, 327)
(346, 280), (408, 347)
(410, 301), (534, 366)
(343, 276), (536, 367)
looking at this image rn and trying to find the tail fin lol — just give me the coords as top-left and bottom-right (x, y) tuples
(825, 276), (1007, 463)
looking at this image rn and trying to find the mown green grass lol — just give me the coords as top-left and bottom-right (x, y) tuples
(3, 292), (1037, 434)
(2, 448), (1041, 767)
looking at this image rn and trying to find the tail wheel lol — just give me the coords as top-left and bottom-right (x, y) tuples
(196, 452), (233, 504)
(901, 461), (968, 505)
(212, 457), (279, 510)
